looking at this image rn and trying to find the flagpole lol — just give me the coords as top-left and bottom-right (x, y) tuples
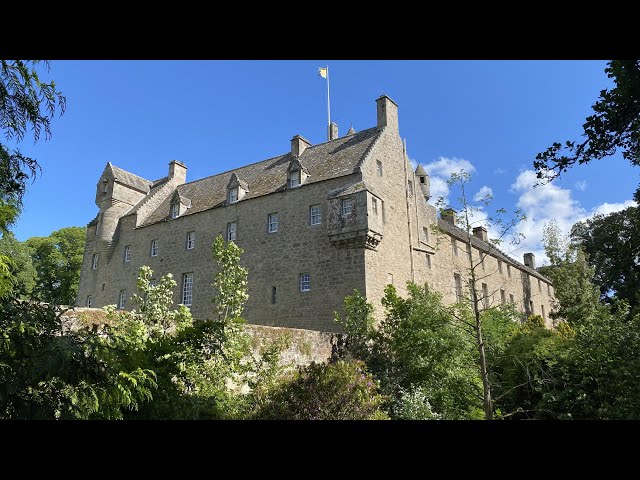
(326, 65), (331, 141)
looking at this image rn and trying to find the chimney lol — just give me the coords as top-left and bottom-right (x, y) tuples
(473, 226), (488, 242)
(291, 135), (312, 157)
(523, 253), (536, 269)
(168, 160), (187, 185)
(376, 94), (399, 132)
(329, 122), (338, 141)
(441, 208), (456, 225)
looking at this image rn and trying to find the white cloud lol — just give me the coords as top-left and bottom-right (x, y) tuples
(493, 167), (506, 175)
(506, 170), (637, 266)
(574, 180), (588, 191)
(423, 157), (476, 206)
(473, 186), (493, 202)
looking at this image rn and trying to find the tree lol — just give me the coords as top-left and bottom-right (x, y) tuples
(0, 60), (66, 229)
(26, 226), (85, 305)
(570, 206), (640, 316)
(336, 285), (484, 420)
(538, 220), (602, 326)
(533, 60), (640, 202)
(0, 231), (36, 298)
(436, 170), (525, 420)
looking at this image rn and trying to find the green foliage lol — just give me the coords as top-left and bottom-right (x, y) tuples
(0, 299), (156, 419)
(534, 60), (640, 202)
(0, 231), (36, 299)
(211, 235), (249, 323)
(0, 60), (66, 230)
(336, 284), (484, 419)
(539, 220), (602, 326)
(570, 206), (640, 317)
(334, 289), (375, 359)
(25, 226), (85, 305)
(256, 359), (388, 420)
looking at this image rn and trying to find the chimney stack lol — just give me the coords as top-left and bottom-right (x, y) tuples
(523, 253), (536, 269)
(441, 208), (456, 225)
(473, 226), (488, 242)
(376, 94), (399, 132)
(291, 135), (312, 157)
(168, 160), (187, 184)
(329, 122), (338, 141)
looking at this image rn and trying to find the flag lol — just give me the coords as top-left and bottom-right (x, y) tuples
(318, 67), (327, 79)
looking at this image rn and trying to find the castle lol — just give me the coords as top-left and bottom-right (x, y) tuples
(76, 95), (557, 332)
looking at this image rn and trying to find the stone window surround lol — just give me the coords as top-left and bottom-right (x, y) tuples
(310, 205), (321, 225)
(268, 213), (278, 233)
(186, 231), (195, 250)
(150, 240), (158, 257)
(118, 289), (126, 309)
(182, 272), (193, 306)
(299, 273), (311, 292)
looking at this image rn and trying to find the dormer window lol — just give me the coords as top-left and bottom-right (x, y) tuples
(289, 170), (300, 188)
(171, 203), (179, 219)
(228, 187), (238, 204)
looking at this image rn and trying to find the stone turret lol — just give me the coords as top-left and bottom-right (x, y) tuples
(415, 164), (430, 201)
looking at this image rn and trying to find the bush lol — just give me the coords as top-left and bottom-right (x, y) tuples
(256, 359), (388, 420)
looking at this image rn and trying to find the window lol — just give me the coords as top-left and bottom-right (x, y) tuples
(408, 180), (413, 197)
(426, 254), (431, 269)
(371, 197), (378, 216)
(150, 240), (158, 257)
(187, 231), (195, 250)
(452, 238), (458, 257)
(228, 187), (238, 204)
(102, 180), (108, 193)
(171, 203), (179, 219)
(310, 205), (321, 225)
(507, 264), (512, 278)
(482, 283), (489, 309)
(387, 273), (394, 286)
(299, 273), (311, 292)
(92, 254), (99, 270)
(86, 296), (92, 308)
(268, 213), (278, 233)
(420, 176), (425, 184)
(422, 227), (429, 243)
(124, 245), (131, 263)
(376, 160), (383, 176)
(454, 273), (463, 303)
(227, 222), (237, 242)
(342, 198), (354, 217)
(101, 283), (106, 291)
(500, 289), (506, 305)
(509, 293), (515, 304)
(289, 170), (300, 188)
(271, 286), (277, 304)
(538, 278), (542, 292)
(498, 259), (503, 274)
(182, 273), (193, 306)
(541, 304), (546, 321)
(119, 290), (126, 310)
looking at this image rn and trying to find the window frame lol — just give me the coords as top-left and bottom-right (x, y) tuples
(171, 203), (179, 219)
(268, 213), (278, 233)
(227, 222), (237, 242)
(92, 253), (99, 270)
(376, 160), (383, 177)
(150, 240), (158, 257)
(342, 198), (354, 217)
(182, 272), (193, 307)
(124, 245), (131, 263)
(228, 187), (238, 204)
(289, 170), (301, 188)
(310, 204), (321, 225)
(186, 231), (195, 250)
(118, 290), (126, 310)
(299, 273), (311, 292)
(86, 295), (92, 308)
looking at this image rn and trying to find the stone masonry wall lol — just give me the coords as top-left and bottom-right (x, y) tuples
(77, 174), (366, 333)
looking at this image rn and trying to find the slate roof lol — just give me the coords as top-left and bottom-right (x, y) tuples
(437, 218), (551, 283)
(138, 127), (382, 227)
(109, 163), (153, 193)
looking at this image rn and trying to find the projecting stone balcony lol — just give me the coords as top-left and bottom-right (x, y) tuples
(328, 229), (383, 250)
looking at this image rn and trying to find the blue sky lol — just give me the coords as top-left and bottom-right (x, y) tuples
(11, 60), (638, 264)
